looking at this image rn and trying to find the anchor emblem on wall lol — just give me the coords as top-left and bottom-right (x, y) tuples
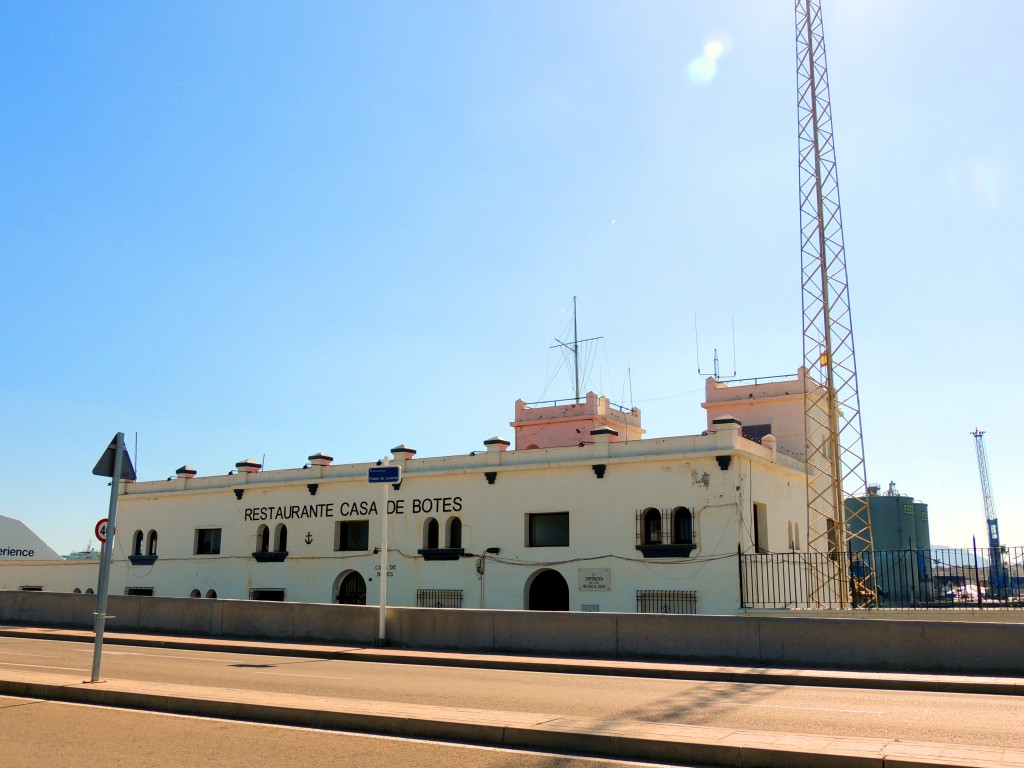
(304, 531), (313, 545)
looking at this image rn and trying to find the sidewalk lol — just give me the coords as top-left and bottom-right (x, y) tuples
(3, 626), (1024, 767)
(2, 625), (1022, 696)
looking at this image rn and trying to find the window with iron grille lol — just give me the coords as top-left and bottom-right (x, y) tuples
(635, 508), (696, 547)
(124, 587), (154, 596)
(416, 589), (464, 608)
(249, 587), (286, 601)
(636, 590), (697, 615)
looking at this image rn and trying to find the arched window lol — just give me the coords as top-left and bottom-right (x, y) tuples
(673, 507), (693, 545)
(643, 508), (662, 545)
(146, 530), (158, 556)
(205, 589), (218, 599)
(86, 588), (94, 594)
(190, 589), (201, 598)
(447, 517), (462, 549)
(257, 525), (270, 553)
(132, 530), (144, 556)
(73, 588), (82, 594)
(425, 518), (439, 549)
(275, 523), (288, 552)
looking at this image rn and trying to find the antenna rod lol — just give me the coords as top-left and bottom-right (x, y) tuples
(573, 296), (580, 403)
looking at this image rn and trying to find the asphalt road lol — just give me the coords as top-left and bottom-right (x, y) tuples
(0, 695), (682, 768)
(0, 636), (1021, 750)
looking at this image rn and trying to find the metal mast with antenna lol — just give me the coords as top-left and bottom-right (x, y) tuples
(695, 316), (737, 380)
(551, 296), (601, 403)
(796, 0), (875, 607)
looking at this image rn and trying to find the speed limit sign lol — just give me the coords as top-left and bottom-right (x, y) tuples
(95, 518), (112, 543)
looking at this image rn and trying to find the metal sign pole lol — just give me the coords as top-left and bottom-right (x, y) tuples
(90, 432), (125, 682)
(377, 457), (390, 646)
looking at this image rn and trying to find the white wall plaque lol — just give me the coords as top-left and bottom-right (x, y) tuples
(578, 568), (611, 591)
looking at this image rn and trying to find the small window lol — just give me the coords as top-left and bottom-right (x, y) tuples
(195, 528), (222, 555)
(132, 530), (144, 556)
(425, 518), (439, 549)
(275, 523), (288, 552)
(335, 521), (369, 551)
(124, 587), (154, 596)
(19, 585), (43, 592)
(788, 520), (802, 551)
(753, 503), (768, 554)
(146, 530), (158, 556)
(190, 589), (202, 598)
(673, 507), (693, 545)
(85, 588), (94, 594)
(257, 524), (270, 553)
(73, 588), (82, 594)
(642, 508), (662, 545)
(528, 512), (569, 547)
(416, 589), (464, 608)
(249, 587), (285, 601)
(447, 517), (462, 549)
(205, 589), (218, 599)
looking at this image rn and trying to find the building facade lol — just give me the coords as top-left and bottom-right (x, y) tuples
(102, 382), (807, 615)
(1, 377), (830, 614)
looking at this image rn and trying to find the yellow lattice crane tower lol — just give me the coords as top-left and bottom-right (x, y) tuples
(796, 0), (876, 607)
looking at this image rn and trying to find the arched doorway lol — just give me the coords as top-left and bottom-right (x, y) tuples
(334, 571), (367, 605)
(526, 569), (569, 611)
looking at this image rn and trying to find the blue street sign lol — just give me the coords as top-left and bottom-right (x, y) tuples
(368, 465), (401, 483)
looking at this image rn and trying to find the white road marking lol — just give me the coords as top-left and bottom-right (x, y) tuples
(253, 671), (351, 680)
(746, 703), (886, 715)
(0, 651), (64, 659)
(0, 662), (88, 673)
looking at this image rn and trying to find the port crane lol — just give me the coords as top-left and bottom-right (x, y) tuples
(796, 0), (876, 606)
(971, 429), (1006, 595)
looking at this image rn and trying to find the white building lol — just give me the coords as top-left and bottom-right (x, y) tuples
(96, 373), (812, 615)
(0, 515), (97, 594)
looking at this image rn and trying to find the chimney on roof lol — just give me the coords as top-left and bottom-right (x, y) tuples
(391, 444), (416, 467)
(308, 452), (333, 467)
(175, 465), (197, 480)
(235, 459), (261, 474)
(483, 437), (510, 454)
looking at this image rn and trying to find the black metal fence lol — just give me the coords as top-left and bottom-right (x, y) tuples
(636, 589), (698, 614)
(740, 545), (1024, 609)
(416, 588), (464, 608)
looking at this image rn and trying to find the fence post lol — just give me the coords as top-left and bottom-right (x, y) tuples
(737, 544), (744, 608)
(849, 542), (858, 609)
(972, 536), (983, 609)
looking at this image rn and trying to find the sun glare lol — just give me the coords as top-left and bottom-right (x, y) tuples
(688, 36), (730, 85)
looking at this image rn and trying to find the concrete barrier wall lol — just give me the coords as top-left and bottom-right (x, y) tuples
(1, 591), (1021, 675)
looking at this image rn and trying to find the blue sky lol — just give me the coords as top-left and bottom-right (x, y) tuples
(1, 1), (1021, 556)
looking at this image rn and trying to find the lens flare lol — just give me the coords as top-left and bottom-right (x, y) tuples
(687, 57), (717, 84)
(688, 37), (729, 85)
